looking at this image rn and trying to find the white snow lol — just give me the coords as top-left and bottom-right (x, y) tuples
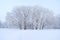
(0, 28), (60, 40)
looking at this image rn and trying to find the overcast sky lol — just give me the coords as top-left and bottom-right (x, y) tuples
(0, 0), (60, 22)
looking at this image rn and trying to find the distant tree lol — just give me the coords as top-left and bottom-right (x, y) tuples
(0, 21), (4, 28)
(6, 6), (56, 29)
(54, 14), (60, 29)
(0, 21), (2, 28)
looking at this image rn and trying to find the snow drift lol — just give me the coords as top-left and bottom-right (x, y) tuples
(0, 28), (60, 40)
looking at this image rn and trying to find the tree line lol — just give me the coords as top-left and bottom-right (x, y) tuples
(0, 6), (60, 30)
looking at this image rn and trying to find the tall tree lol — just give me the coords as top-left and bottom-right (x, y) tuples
(6, 6), (56, 29)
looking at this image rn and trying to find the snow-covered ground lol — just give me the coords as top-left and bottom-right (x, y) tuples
(0, 28), (60, 40)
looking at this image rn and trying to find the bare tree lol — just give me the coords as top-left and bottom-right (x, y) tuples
(6, 6), (56, 29)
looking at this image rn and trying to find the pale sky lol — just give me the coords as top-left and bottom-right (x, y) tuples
(0, 0), (60, 22)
